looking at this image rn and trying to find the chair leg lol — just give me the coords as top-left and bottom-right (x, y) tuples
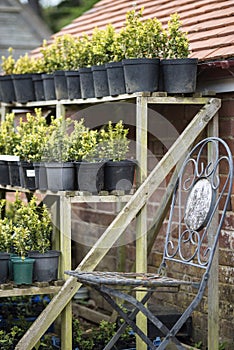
(95, 286), (157, 350)
(100, 285), (184, 349)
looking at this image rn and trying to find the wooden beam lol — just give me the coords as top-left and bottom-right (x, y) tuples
(15, 98), (221, 350)
(207, 113), (219, 350)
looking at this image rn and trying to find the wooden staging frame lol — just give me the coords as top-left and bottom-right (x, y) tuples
(0, 93), (221, 350)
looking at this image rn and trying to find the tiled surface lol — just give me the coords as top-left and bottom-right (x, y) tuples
(33, 0), (234, 62)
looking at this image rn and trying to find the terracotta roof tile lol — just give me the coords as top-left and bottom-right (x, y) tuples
(32, 0), (234, 62)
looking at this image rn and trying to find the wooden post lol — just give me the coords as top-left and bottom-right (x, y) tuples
(136, 96), (148, 350)
(15, 98), (221, 350)
(59, 194), (72, 350)
(207, 112), (219, 350)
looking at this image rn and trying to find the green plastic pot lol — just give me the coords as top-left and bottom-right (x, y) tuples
(12, 257), (35, 285)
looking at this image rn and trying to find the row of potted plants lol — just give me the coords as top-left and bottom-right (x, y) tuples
(0, 110), (136, 193)
(0, 193), (60, 286)
(0, 10), (198, 103)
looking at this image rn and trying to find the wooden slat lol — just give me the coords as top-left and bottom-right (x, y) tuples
(15, 97), (221, 350)
(207, 113), (219, 350)
(0, 285), (61, 297)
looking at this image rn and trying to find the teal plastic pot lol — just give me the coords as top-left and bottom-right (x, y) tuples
(12, 257), (35, 285)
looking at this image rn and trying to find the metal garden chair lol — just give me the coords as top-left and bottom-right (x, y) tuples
(66, 137), (233, 350)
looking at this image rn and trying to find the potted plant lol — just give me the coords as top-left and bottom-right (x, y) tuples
(43, 116), (76, 191)
(8, 193), (60, 283)
(161, 13), (198, 94)
(98, 120), (136, 193)
(116, 8), (166, 94)
(0, 112), (20, 186)
(68, 119), (105, 193)
(14, 109), (51, 190)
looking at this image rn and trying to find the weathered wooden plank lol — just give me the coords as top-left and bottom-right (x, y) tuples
(15, 97), (221, 350)
(207, 113), (219, 350)
(73, 303), (110, 324)
(0, 285), (61, 297)
(59, 195), (72, 350)
(136, 96), (148, 350)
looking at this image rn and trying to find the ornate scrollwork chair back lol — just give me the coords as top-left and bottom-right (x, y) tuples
(159, 137), (233, 279)
(66, 137), (233, 350)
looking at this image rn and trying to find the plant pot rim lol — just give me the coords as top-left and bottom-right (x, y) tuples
(161, 57), (198, 65)
(105, 61), (123, 68)
(122, 58), (160, 65)
(91, 64), (106, 71)
(65, 70), (80, 76)
(44, 162), (74, 168)
(28, 250), (61, 258)
(79, 67), (92, 73)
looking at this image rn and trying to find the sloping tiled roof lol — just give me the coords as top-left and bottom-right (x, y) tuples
(33, 0), (234, 62)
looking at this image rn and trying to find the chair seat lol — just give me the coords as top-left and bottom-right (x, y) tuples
(66, 270), (196, 288)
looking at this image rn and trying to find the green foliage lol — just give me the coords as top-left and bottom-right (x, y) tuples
(14, 109), (52, 162)
(72, 318), (133, 350)
(115, 8), (167, 60)
(97, 120), (130, 161)
(1, 48), (45, 75)
(163, 13), (190, 58)
(0, 192), (53, 258)
(43, 116), (73, 162)
(0, 325), (25, 350)
(0, 112), (20, 155)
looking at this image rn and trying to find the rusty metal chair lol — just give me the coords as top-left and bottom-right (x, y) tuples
(66, 137), (233, 350)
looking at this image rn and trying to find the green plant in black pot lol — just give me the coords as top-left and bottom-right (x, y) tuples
(115, 8), (166, 93)
(14, 109), (51, 190)
(68, 119), (104, 193)
(0, 200), (12, 283)
(99, 120), (136, 193)
(161, 13), (198, 94)
(43, 117), (76, 191)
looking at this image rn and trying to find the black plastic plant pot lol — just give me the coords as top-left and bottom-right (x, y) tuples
(54, 70), (68, 100)
(8, 161), (22, 187)
(0, 75), (16, 103)
(104, 159), (136, 193)
(12, 73), (35, 103)
(160, 58), (198, 94)
(28, 250), (61, 282)
(92, 65), (109, 98)
(32, 73), (45, 101)
(42, 73), (56, 100)
(0, 160), (10, 186)
(79, 67), (95, 99)
(75, 161), (105, 194)
(45, 162), (76, 191)
(21, 161), (36, 190)
(65, 70), (81, 99)
(105, 61), (126, 96)
(122, 58), (160, 93)
(34, 162), (47, 191)
(0, 252), (10, 283)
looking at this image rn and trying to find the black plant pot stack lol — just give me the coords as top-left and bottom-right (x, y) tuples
(0, 75), (16, 103)
(45, 162), (76, 191)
